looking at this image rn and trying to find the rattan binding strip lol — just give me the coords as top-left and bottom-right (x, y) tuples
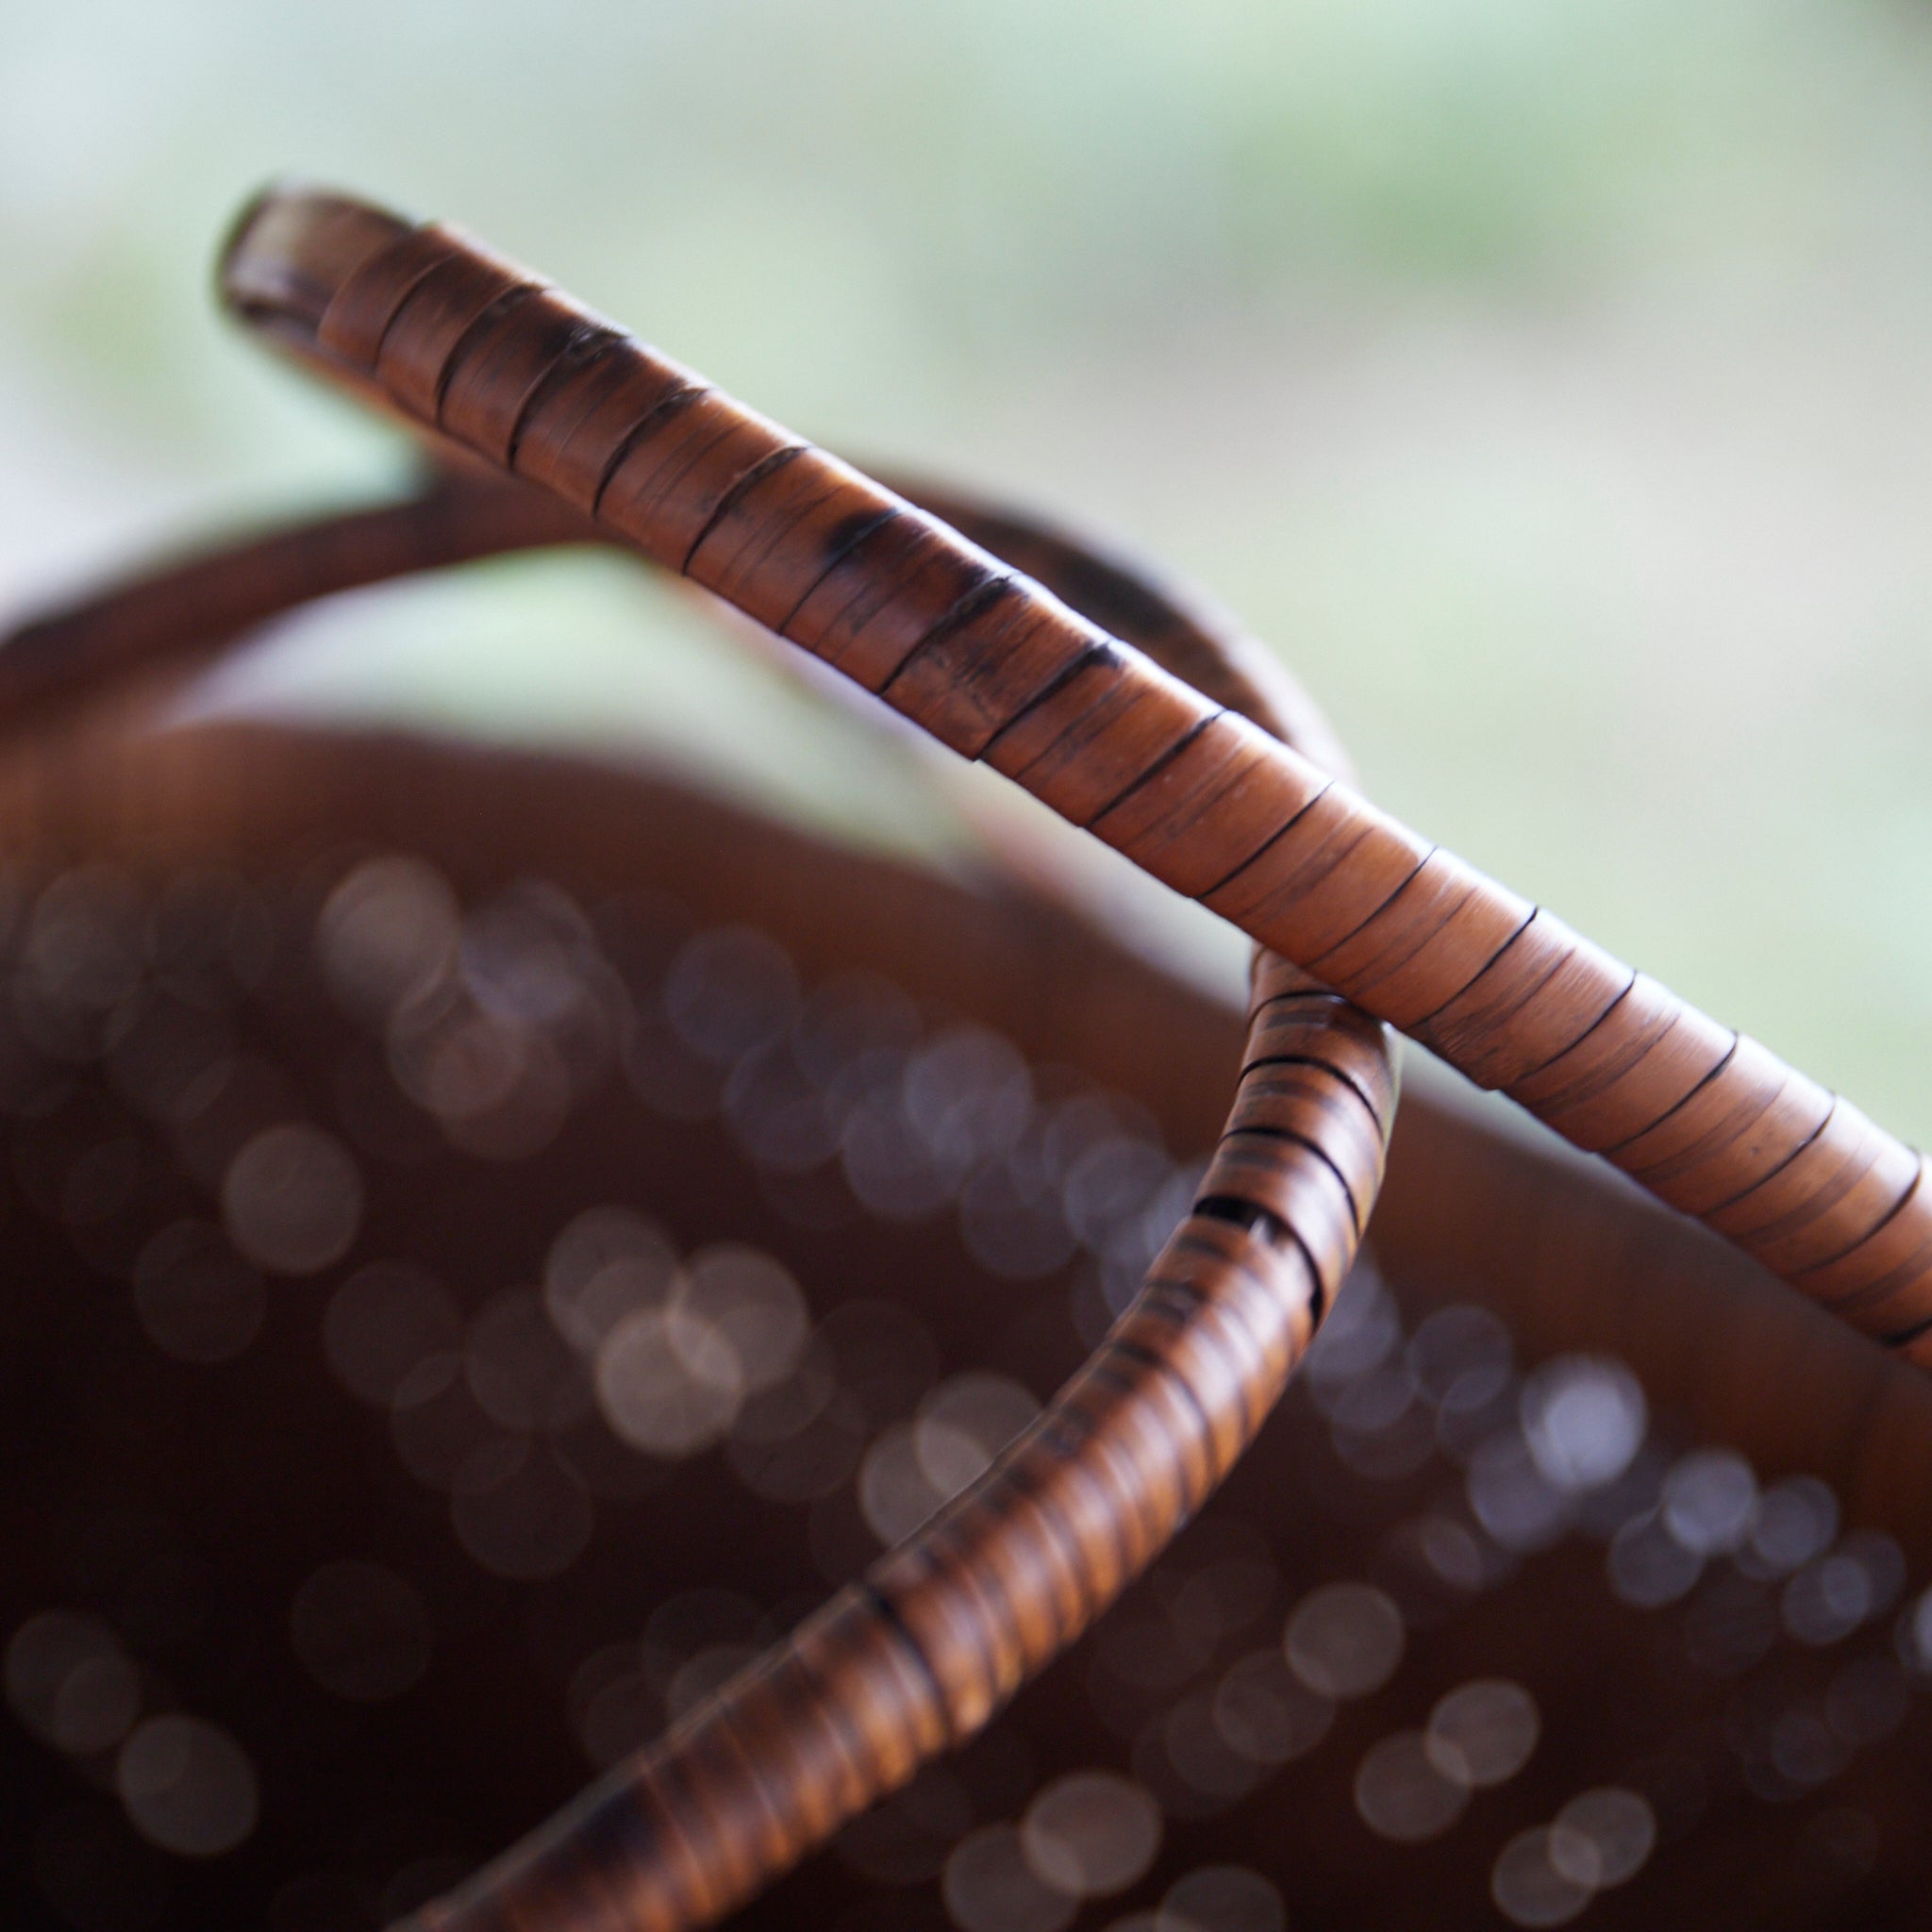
(217, 185), (1932, 1362)
(1, 462), (1397, 1930)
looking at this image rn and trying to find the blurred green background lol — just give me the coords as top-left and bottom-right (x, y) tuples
(5, 0), (1932, 1137)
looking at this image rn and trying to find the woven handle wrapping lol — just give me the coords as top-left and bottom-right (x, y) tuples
(0, 457), (1397, 1928)
(216, 185), (1932, 1366)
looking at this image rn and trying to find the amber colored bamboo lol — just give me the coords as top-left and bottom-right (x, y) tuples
(216, 185), (1932, 1365)
(0, 456), (1397, 1929)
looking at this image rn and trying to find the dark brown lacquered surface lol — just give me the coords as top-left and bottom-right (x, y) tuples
(215, 186), (1932, 1362)
(0, 464), (1394, 1930)
(4, 711), (1932, 1932)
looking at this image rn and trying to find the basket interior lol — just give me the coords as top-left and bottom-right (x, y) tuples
(6, 718), (1932, 1932)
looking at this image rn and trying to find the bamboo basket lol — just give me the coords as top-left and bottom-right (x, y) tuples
(4, 187), (1932, 1932)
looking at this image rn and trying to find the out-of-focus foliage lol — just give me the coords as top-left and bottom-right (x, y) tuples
(6, 0), (1932, 1135)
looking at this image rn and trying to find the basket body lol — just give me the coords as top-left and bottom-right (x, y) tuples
(3, 714), (1930, 1932)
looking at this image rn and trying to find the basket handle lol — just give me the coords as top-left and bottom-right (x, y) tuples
(218, 184), (1932, 1364)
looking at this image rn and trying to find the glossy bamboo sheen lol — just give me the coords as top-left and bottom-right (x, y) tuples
(217, 187), (1932, 1362)
(0, 467), (1397, 1931)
